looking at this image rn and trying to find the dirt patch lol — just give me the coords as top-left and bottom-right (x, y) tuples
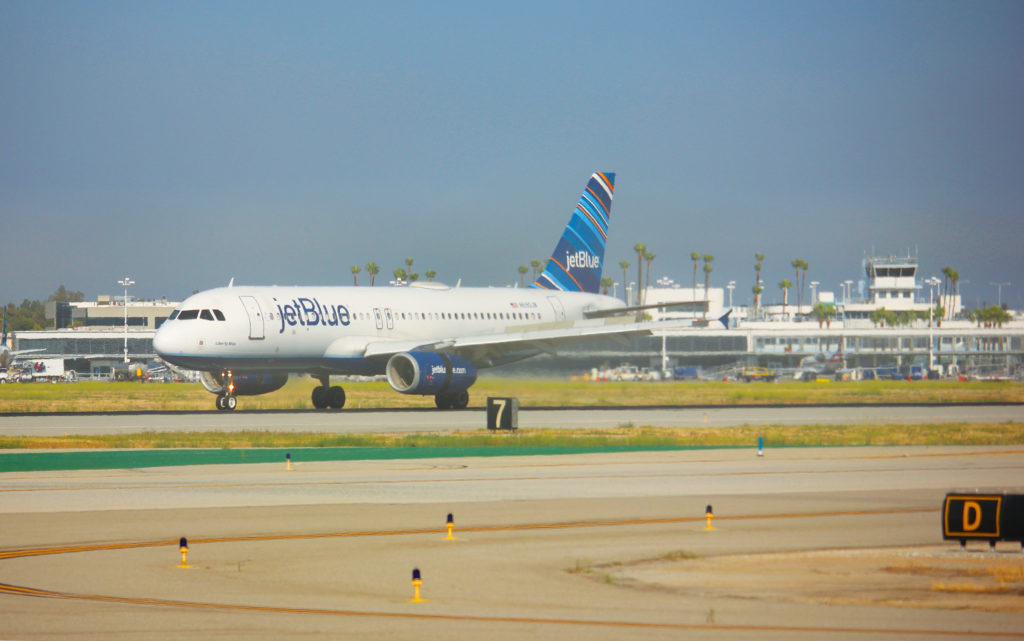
(607, 545), (1024, 612)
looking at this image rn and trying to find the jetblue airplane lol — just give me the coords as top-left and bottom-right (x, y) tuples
(154, 172), (726, 410)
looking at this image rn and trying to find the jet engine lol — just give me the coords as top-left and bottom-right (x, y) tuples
(385, 352), (477, 396)
(199, 371), (288, 396)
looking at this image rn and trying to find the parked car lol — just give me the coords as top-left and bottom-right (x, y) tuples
(739, 366), (776, 382)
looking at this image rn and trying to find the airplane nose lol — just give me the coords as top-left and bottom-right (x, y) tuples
(152, 325), (173, 356)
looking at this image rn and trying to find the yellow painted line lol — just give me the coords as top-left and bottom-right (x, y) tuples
(0, 507), (937, 560)
(0, 580), (1015, 637)
(5, 507), (994, 637)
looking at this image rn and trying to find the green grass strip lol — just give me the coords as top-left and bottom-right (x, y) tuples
(0, 445), (695, 473)
(2, 423), (1022, 472)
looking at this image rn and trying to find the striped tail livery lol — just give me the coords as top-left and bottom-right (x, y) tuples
(530, 171), (614, 294)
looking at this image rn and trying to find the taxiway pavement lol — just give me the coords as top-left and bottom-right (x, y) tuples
(0, 403), (1020, 436)
(2, 443), (1023, 639)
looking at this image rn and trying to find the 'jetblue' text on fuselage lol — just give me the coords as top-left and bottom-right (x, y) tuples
(275, 298), (351, 333)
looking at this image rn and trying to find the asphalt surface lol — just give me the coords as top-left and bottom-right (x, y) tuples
(1, 409), (1023, 639)
(0, 403), (1021, 436)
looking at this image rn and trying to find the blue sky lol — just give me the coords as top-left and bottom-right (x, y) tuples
(2, 0), (1022, 309)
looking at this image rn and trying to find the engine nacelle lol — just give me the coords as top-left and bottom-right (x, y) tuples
(200, 371), (288, 396)
(386, 352), (477, 396)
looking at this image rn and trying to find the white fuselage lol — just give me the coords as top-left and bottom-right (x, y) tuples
(153, 283), (624, 375)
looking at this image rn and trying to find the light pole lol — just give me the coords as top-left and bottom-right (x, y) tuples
(727, 281), (735, 308)
(990, 282), (1010, 307)
(118, 277), (135, 363)
(926, 276), (941, 372)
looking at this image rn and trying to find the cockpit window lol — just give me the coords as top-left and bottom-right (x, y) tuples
(213, 309), (226, 321)
(200, 309), (214, 321)
(169, 309), (180, 320)
(177, 309), (199, 320)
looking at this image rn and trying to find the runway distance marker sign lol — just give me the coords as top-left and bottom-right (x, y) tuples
(943, 493), (1024, 547)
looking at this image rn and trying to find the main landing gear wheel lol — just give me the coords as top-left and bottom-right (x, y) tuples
(216, 394), (237, 411)
(312, 385), (346, 409)
(434, 390), (469, 410)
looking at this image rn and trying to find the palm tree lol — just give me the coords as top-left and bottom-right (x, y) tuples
(365, 262), (379, 286)
(690, 251), (701, 299)
(518, 265), (528, 287)
(530, 259), (541, 280)
(702, 254), (714, 318)
(405, 257), (414, 273)
(812, 302), (834, 328)
(643, 250), (655, 305)
(792, 259), (803, 316)
(800, 260), (809, 311)
(392, 267), (407, 283)
(778, 279), (792, 318)
(350, 265), (361, 286)
(425, 269), (436, 282)
(633, 243), (646, 305)
(941, 266), (953, 320)
(946, 266), (954, 319)
(618, 260), (630, 302)
(754, 252), (764, 311)
(600, 276), (613, 295)
(408, 272), (419, 282)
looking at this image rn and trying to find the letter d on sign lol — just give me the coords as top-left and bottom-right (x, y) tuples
(963, 501), (982, 531)
(942, 494), (1003, 540)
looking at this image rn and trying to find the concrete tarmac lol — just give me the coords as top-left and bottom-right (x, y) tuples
(2, 444), (1024, 639)
(1, 403), (1021, 436)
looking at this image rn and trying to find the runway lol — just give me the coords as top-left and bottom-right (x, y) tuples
(2, 441), (1023, 638)
(1, 403), (1021, 436)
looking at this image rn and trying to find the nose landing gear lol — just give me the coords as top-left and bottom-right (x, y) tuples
(215, 370), (237, 411)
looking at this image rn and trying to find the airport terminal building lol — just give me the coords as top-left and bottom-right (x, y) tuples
(7, 257), (1023, 380)
(13, 297), (179, 378)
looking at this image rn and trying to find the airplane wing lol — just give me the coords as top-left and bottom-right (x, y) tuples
(361, 315), (712, 369)
(9, 348), (47, 356)
(583, 300), (707, 319)
(0, 347), (47, 368)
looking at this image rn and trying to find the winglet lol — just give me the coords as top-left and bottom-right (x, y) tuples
(530, 172), (615, 294)
(718, 309), (732, 329)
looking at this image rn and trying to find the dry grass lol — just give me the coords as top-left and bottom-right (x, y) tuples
(1, 422), (1022, 450)
(887, 558), (1024, 596)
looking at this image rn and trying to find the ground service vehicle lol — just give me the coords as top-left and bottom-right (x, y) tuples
(740, 366), (776, 382)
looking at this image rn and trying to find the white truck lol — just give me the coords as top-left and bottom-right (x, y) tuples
(598, 364), (660, 382)
(28, 359), (67, 383)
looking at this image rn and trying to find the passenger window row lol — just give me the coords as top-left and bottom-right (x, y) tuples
(358, 311), (541, 322)
(174, 307), (539, 323)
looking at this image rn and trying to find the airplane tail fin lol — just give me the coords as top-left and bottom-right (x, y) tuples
(530, 172), (615, 294)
